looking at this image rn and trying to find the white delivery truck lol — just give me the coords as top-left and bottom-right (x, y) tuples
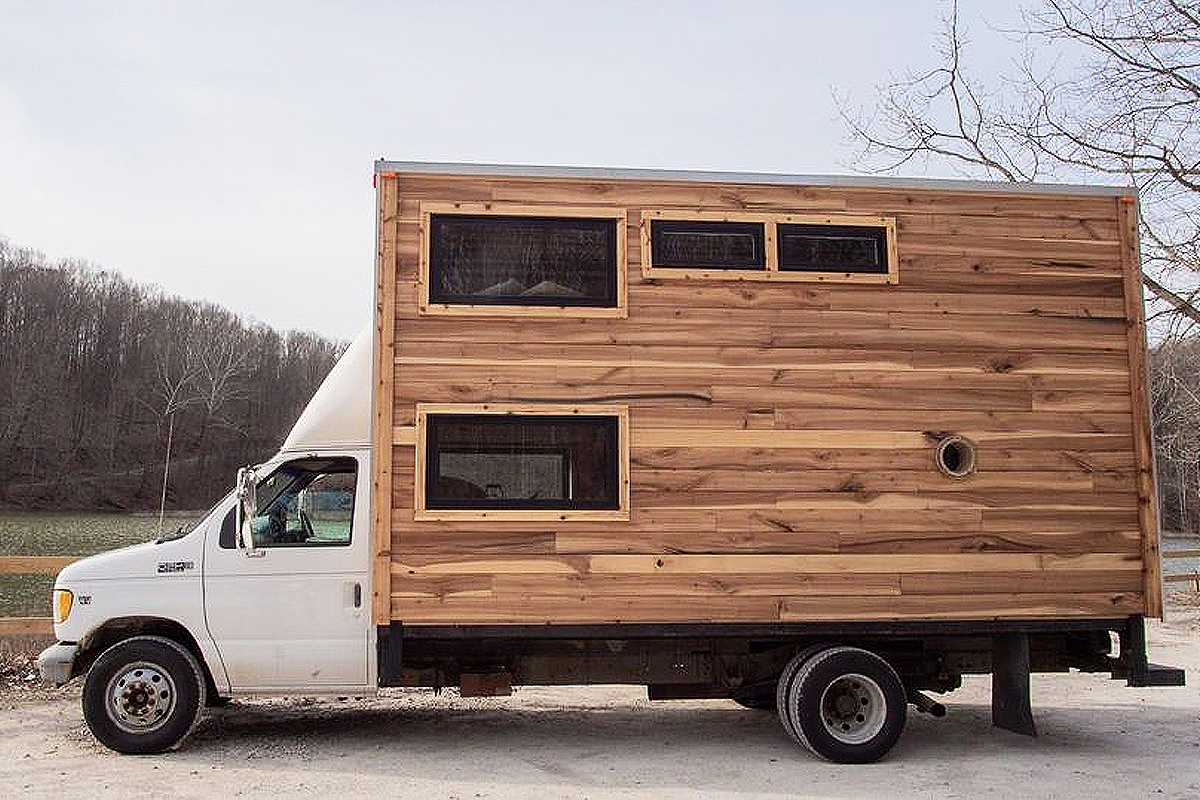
(40, 162), (1184, 763)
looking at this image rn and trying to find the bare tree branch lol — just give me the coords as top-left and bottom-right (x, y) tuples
(839, 0), (1200, 323)
(1144, 274), (1200, 325)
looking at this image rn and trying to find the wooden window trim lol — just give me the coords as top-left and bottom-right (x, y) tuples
(640, 210), (898, 284)
(419, 202), (629, 318)
(413, 403), (631, 522)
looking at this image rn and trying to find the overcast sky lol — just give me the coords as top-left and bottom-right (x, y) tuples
(0, 1), (1024, 341)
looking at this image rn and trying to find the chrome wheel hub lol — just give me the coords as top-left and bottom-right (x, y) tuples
(106, 662), (177, 733)
(819, 672), (886, 745)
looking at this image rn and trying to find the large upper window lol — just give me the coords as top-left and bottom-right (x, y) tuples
(427, 213), (619, 308)
(416, 405), (629, 519)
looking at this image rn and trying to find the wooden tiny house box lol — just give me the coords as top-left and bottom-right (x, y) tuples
(370, 162), (1161, 629)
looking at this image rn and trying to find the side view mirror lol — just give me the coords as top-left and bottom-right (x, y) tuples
(239, 521), (266, 558)
(235, 466), (263, 558)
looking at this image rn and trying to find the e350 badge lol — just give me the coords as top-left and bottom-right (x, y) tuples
(157, 561), (195, 574)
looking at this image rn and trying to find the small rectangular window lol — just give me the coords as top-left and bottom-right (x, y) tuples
(424, 413), (621, 511)
(650, 220), (766, 269)
(640, 212), (896, 284)
(428, 214), (618, 307)
(777, 223), (889, 274)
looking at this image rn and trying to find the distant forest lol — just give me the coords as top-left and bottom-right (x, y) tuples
(0, 239), (343, 510)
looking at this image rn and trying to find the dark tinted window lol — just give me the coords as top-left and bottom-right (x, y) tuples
(777, 223), (889, 273)
(429, 214), (618, 306)
(426, 414), (619, 510)
(650, 220), (766, 269)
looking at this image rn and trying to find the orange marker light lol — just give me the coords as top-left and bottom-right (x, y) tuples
(53, 589), (73, 624)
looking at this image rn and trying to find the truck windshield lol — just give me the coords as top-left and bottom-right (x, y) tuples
(154, 495), (230, 544)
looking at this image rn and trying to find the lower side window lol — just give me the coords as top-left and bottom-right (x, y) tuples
(424, 413), (621, 511)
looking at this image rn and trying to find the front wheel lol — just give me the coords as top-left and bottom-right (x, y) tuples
(777, 646), (907, 763)
(82, 636), (206, 754)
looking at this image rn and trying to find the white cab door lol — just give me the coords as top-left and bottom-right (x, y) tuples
(203, 454), (370, 692)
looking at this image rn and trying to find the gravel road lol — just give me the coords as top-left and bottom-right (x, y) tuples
(3, 603), (1199, 800)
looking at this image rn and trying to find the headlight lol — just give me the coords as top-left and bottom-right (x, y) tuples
(53, 589), (73, 624)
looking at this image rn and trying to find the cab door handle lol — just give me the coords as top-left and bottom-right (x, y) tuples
(353, 583), (362, 608)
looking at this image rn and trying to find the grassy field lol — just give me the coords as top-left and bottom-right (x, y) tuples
(0, 511), (201, 618)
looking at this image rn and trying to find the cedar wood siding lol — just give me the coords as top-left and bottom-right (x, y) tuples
(371, 169), (1161, 626)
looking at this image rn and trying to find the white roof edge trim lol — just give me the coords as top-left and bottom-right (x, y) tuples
(374, 159), (1136, 199)
(279, 325), (372, 452)
(277, 442), (371, 455)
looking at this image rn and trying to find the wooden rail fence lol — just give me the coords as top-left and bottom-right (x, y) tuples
(1163, 549), (1200, 591)
(0, 556), (78, 636)
(1, 550), (1197, 638)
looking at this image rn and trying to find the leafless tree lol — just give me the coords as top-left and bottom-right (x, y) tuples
(0, 238), (344, 512)
(139, 313), (204, 534)
(840, 0), (1200, 328)
(1152, 337), (1200, 532)
(192, 305), (252, 477)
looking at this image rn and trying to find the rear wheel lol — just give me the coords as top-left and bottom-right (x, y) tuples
(777, 645), (907, 763)
(82, 636), (206, 754)
(775, 644), (826, 744)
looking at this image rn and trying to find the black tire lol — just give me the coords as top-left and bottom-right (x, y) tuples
(781, 645), (907, 764)
(775, 644), (827, 745)
(82, 635), (206, 754)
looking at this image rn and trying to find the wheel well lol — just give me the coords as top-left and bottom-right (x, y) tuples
(74, 617), (221, 700)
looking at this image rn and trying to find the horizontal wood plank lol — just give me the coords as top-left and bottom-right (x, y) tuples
(391, 592), (1143, 624)
(396, 341), (1133, 374)
(393, 552), (1138, 575)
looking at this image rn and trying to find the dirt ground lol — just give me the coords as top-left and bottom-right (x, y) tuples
(3, 600), (1199, 800)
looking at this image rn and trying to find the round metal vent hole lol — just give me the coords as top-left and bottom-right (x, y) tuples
(935, 435), (976, 478)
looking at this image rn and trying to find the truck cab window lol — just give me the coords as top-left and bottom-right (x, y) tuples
(220, 457), (357, 548)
